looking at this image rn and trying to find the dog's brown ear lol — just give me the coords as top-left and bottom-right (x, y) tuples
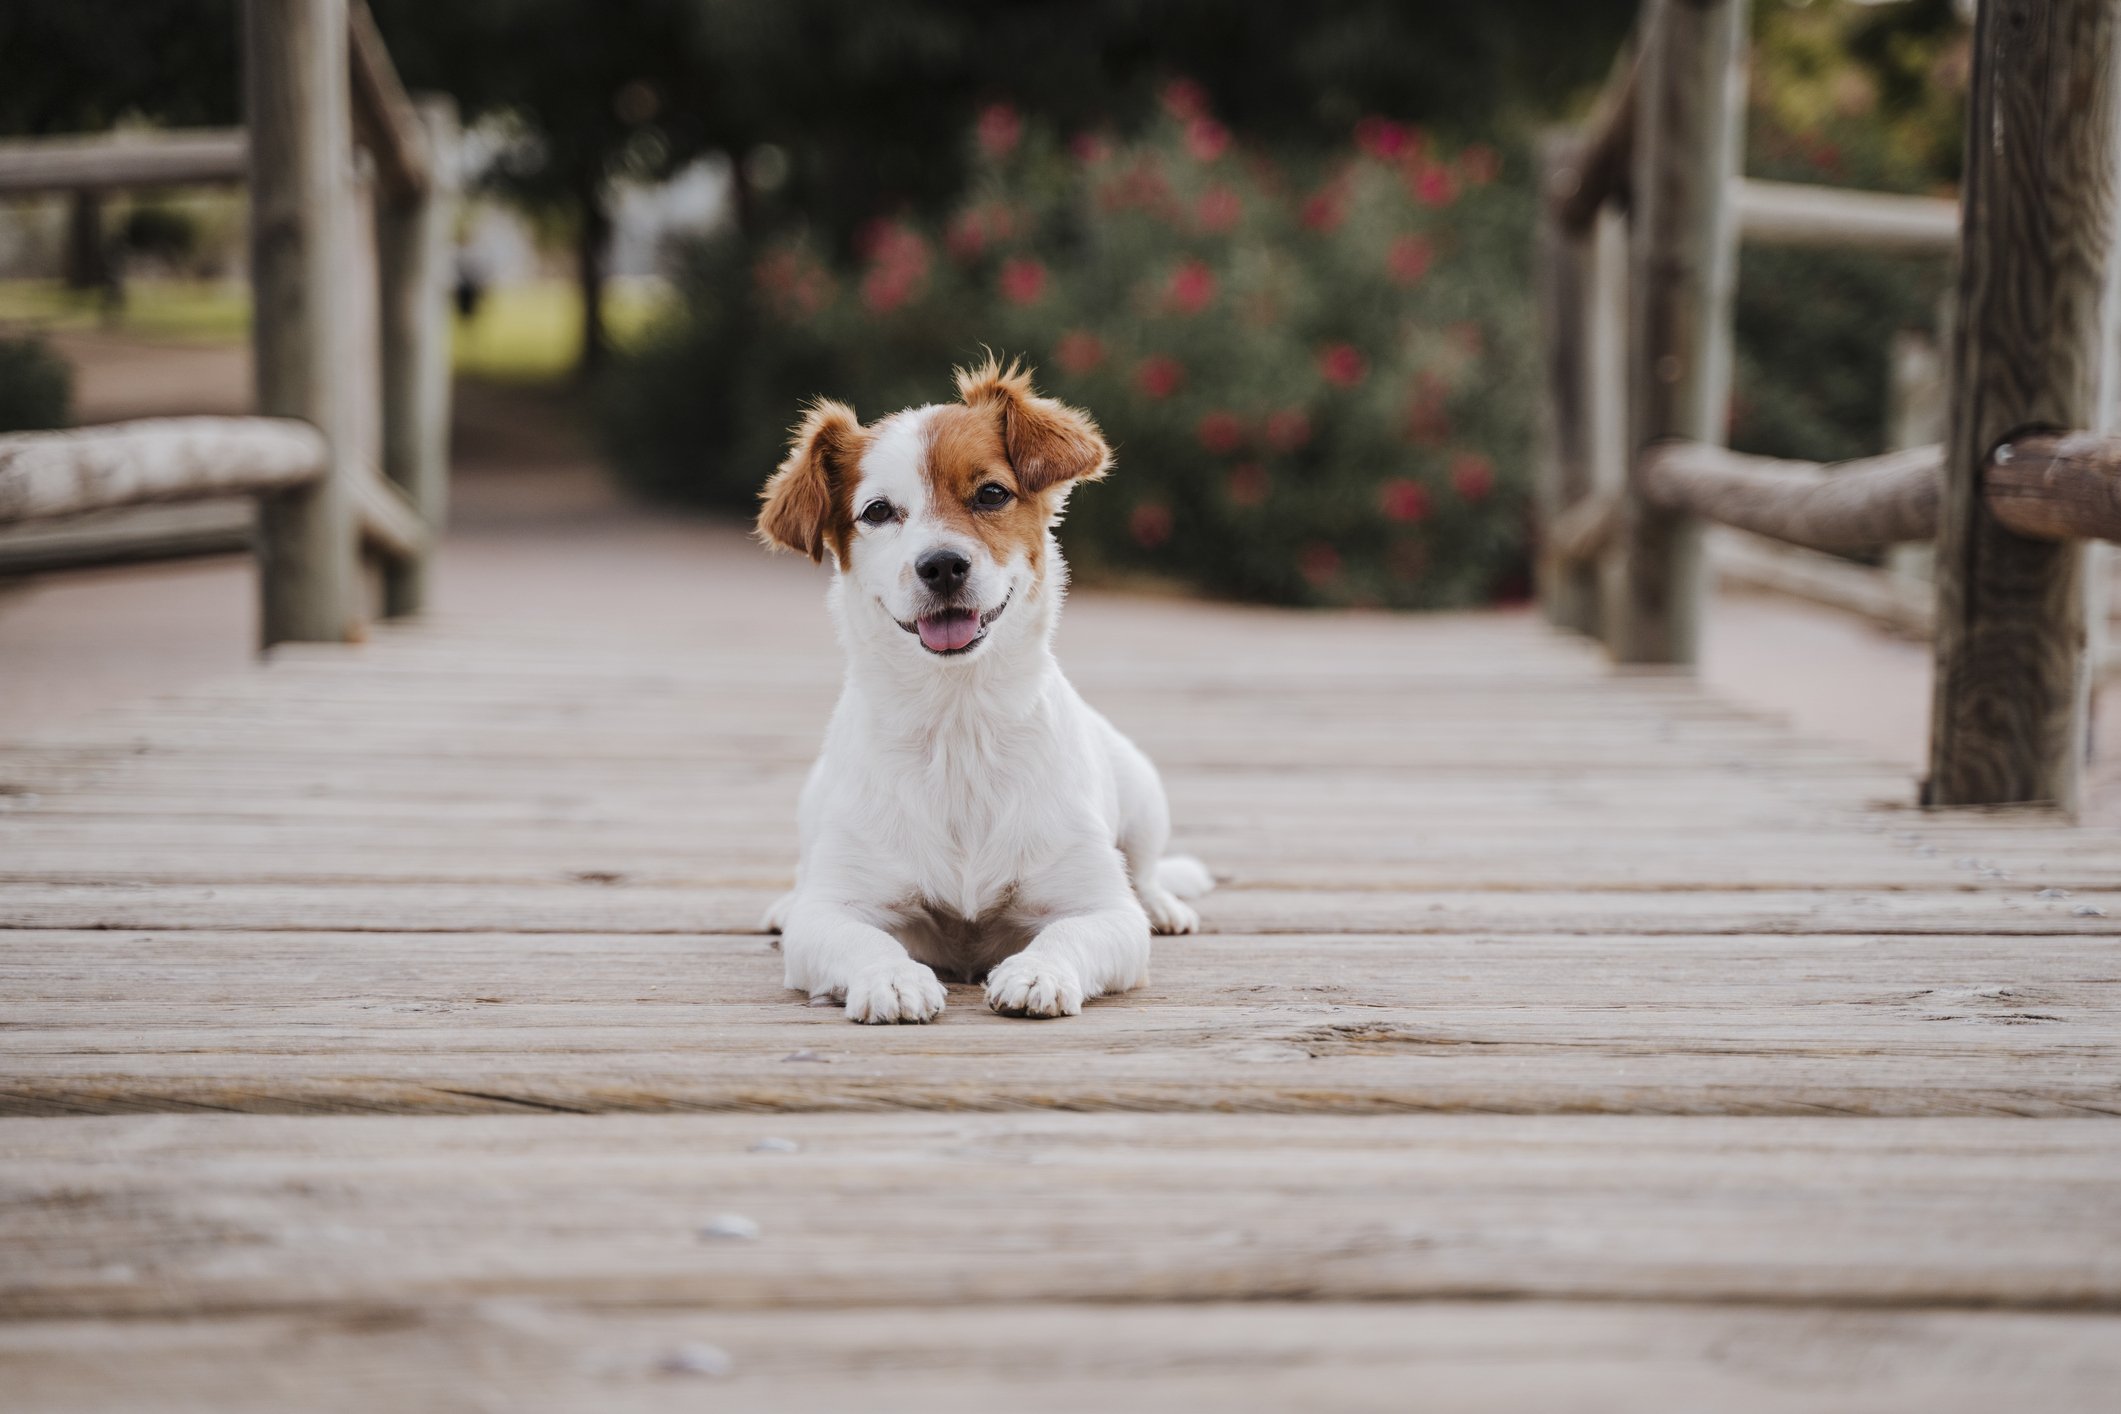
(956, 355), (1111, 495)
(758, 399), (861, 563)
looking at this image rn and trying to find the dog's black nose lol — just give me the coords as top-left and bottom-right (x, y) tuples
(916, 548), (971, 594)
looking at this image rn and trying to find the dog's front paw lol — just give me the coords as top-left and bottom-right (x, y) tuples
(984, 953), (1085, 1018)
(760, 890), (796, 934)
(841, 961), (946, 1024)
(1141, 889), (1199, 936)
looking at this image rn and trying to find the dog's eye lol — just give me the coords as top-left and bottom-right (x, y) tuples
(858, 499), (896, 527)
(973, 482), (1013, 509)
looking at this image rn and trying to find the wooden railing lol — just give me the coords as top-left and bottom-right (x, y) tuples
(0, 0), (456, 647)
(1536, 0), (2120, 814)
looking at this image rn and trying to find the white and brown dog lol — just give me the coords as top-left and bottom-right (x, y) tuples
(756, 357), (1212, 1023)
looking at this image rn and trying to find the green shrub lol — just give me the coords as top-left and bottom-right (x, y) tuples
(0, 336), (72, 433)
(605, 89), (1536, 609)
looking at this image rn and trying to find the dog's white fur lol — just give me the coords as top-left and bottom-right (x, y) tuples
(760, 371), (1211, 1023)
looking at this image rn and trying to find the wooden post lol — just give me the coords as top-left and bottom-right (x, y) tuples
(1611, 0), (1750, 664)
(1926, 0), (2121, 812)
(246, 0), (362, 646)
(377, 96), (456, 617)
(1589, 205), (1632, 640)
(1536, 132), (1599, 636)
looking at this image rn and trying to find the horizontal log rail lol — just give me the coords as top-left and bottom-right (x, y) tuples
(1732, 178), (1959, 254)
(1549, 51), (1640, 233)
(0, 129), (246, 196)
(1985, 432), (2121, 542)
(348, 0), (430, 199)
(1638, 433), (2121, 555)
(1640, 443), (1941, 552)
(0, 418), (325, 525)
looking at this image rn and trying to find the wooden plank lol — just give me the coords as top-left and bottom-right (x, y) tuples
(9, 882), (2108, 939)
(1987, 431), (2121, 543)
(2, 1116), (2117, 1312)
(247, 0), (363, 647)
(0, 128), (246, 195)
(1927, 0), (2119, 810)
(7, 1300), (2119, 1414)
(0, 418), (325, 525)
(1612, 0), (1748, 664)
(0, 1305), (2110, 1414)
(1732, 177), (1960, 254)
(2, 930), (2116, 1116)
(1642, 442), (1937, 551)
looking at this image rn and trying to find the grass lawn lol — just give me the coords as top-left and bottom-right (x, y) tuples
(0, 277), (672, 383)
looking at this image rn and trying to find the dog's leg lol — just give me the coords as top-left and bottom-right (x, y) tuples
(781, 899), (946, 1024)
(987, 849), (1151, 1019)
(1106, 726), (1203, 935)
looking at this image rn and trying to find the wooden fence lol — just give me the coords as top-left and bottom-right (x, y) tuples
(0, 0), (455, 647)
(1537, 0), (2121, 815)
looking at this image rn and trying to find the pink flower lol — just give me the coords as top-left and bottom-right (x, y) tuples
(977, 103), (1023, 158)
(1196, 410), (1245, 454)
(1459, 142), (1501, 186)
(1263, 408), (1312, 452)
(1411, 162), (1458, 207)
(857, 222), (932, 314)
(999, 256), (1047, 305)
(1299, 542), (1342, 586)
(1166, 259), (1217, 315)
(945, 209), (986, 263)
(1135, 355), (1185, 400)
(1226, 462), (1269, 506)
(1055, 330), (1106, 374)
(1131, 502), (1174, 548)
(1161, 77), (1210, 121)
(1450, 451), (1495, 501)
(1300, 190), (1345, 232)
(1071, 131), (1112, 164)
(1354, 116), (1410, 160)
(1318, 342), (1368, 388)
(1185, 117), (1231, 162)
(1378, 477), (1431, 523)
(1196, 184), (1243, 232)
(1386, 234), (1433, 286)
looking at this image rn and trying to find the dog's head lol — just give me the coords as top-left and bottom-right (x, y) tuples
(757, 357), (1110, 662)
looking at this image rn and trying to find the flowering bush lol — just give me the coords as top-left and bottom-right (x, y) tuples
(604, 86), (1536, 608)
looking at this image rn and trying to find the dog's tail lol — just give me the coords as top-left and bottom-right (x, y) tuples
(1157, 855), (1216, 899)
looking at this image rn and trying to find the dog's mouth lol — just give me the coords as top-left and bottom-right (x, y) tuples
(897, 594), (1011, 656)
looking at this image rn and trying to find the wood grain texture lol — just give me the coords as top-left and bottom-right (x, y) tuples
(1987, 431), (2121, 542)
(1928, 0), (2119, 810)
(10, 1301), (2121, 1414)
(4, 1115), (2118, 1315)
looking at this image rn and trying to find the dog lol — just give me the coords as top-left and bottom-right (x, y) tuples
(755, 357), (1213, 1023)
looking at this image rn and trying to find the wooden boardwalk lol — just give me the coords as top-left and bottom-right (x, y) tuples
(3, 577), (2120, 1410)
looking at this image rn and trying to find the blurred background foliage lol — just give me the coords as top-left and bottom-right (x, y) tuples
(0, 0), (1975, 601)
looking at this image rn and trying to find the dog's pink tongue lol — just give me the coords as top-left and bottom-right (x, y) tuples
(918, 611), (980, 652)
